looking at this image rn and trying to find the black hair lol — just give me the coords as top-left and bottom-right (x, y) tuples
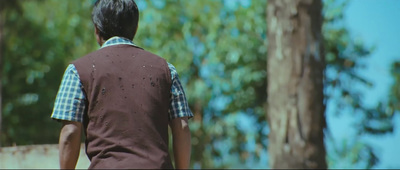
(92, 0), (139, 40)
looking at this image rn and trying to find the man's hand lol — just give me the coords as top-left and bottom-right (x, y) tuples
(59, 120), (82, 169)
(169, 117), (191, 169)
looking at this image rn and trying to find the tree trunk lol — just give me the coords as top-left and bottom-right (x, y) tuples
(266, 0), (326, 168)
(0, 7), (4, 147)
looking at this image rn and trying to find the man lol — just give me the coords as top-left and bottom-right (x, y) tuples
(51, 0), (192, 169)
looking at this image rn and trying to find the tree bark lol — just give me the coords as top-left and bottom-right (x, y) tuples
(266, 0), (326, 168)
(0, 6), (4, 147)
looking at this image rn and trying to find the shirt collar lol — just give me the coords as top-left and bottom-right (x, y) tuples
(101, 36), (142, 49)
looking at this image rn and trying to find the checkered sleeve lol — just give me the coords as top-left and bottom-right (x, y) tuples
(51, 64), (86, 122)
(168, 63), (193, 120)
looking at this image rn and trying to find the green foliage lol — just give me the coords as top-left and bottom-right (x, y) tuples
(323, 0), (372, 116)
(134, 0), (267, 168)
(1, 0), (97, 145)
(2, 0), (267, 168)
(323, 0), (393, 137)
(0, 0), (394, 169)
(388, 61), (400, 113)
(323, 0), (395, 168)
(327, 137), (378, 169)
(389, 62), (400, 111)
(383, 61), (400, 133)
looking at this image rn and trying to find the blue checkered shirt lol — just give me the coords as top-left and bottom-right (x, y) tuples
(51, 37), (193, 122)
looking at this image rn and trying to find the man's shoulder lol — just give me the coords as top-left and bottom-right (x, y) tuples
(130, 46), (162, 59)
(128, 46), (169, 64)
(72, 48), (107, 64)
(72, 46), (168, 66)
(72, 45), (130, 68)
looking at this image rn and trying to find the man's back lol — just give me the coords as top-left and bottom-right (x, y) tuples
(72, 44), (173, 169)
(52, 1), (192, 168)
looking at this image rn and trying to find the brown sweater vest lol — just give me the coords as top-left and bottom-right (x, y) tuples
(72, 44), (173, 169)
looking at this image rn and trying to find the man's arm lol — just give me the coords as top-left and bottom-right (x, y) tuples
(169, 117), (191, 169)
(59, 120), (82, 169)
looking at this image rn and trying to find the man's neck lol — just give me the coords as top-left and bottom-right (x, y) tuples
(98, 38), (106, 47)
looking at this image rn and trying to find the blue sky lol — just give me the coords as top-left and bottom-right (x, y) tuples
(328, 0), (400, 168)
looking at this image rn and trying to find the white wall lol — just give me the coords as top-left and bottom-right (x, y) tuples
(0, 144), (90, 169)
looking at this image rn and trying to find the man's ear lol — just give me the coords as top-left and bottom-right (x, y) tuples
(94, 26), (100, 35)
(94, 26), (102, 46)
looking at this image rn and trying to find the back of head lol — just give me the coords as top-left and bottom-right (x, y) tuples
(92, 0), (139, 41)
